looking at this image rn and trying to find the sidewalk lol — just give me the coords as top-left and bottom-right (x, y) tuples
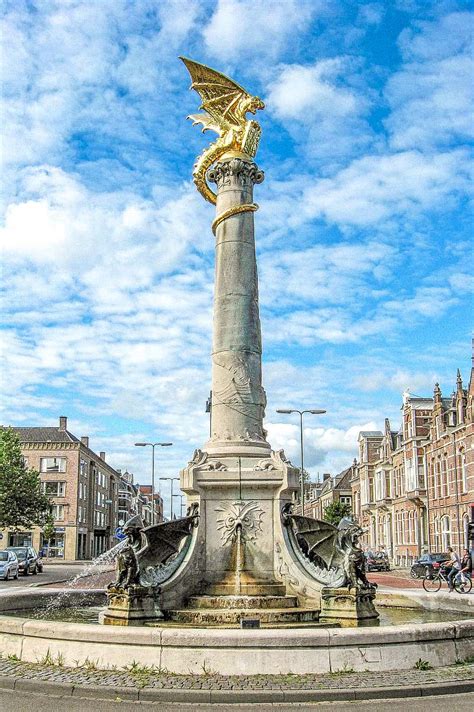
(0, 657), (473, 704)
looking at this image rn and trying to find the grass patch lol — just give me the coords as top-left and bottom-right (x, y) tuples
(455, 655), (474, 666)
(330, 664), (355, 676)
(37, 650), (64, 667)
(414, 658), (432, 671)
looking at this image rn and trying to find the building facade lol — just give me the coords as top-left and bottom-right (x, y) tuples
(354, 367), (473, 565)
(303, 367), (474, 566)
(1, 417), (123, 560)
(303, 467), (354, 520)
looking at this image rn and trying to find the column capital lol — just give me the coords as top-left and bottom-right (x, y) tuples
(207, 158), (264, 192)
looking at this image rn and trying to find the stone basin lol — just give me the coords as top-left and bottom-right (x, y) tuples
(0, 587), (472, 675)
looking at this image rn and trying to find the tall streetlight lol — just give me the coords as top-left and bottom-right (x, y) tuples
(160, 476), (180, 519)
(173, 493), (186, 517)
(276, 408), (326, 514)
(134, 442), (173, 524)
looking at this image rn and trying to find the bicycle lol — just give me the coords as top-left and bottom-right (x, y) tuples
(422, 563), (472, 593)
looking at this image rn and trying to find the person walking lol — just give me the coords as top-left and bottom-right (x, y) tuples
(446, 546), (461, 591)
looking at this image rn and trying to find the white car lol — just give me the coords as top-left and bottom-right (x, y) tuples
(0, 550), (19, 580)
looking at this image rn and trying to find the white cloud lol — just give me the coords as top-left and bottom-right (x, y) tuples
(385, 12), (474, 149)
(203, 0), (322, 62)
(299, 149), (470, 227)
(266, 57), (375, 163)
(267, 59), (361, 121)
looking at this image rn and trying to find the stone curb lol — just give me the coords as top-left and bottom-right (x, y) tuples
(0, 675), (472, 703)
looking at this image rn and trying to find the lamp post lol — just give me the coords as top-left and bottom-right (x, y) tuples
(134, 442), (173, 525)
(173, 493), (186, 517)
(276, 408), (326, 515)
(160, 477), (180, 519)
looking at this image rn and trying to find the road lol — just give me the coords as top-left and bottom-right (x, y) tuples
(0, 690), (471, 711)
(0, 563), (97, 592)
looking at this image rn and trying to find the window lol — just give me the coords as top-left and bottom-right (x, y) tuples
(51, 504), (64, 521)
(361, 479), (369, 506)
(42, 481), (66, 497)
(40, 457), (66, 473)
(340, 496), (352, 506)
(22, 456), (29, 467)
(441, 458), (448, 497)
(80, 459), (87, 477)
(375, 470), (383, 500)
(460, 450), (467, 492)
(435, 459), (441, 499)
(441, 515), (451, 550)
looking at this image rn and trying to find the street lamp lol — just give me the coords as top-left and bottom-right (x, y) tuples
(276, 408), (326, 514)
(173, 493), (186, 517)
(134, 442), (173, 524)
(160, 477), (180, 519)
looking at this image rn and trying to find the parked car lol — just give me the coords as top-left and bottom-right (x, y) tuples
(36, 554), (44, 573)
(410, 553), (449, 579)
(364, 550), (390, 572)
(0, 550), (19, 580)
(5, 546), (40, 576)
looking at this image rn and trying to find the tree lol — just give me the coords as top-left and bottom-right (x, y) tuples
(0, 428), (52, 529)
(323, 501), (352, 526)
(42, 517), (55, 557)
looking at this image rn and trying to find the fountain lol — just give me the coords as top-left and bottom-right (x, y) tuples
(90, 56), (378, 628)
(0, 58), (472, 674)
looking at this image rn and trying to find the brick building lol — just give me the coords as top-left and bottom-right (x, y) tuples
(303, 466), (354, 520)
(136, 485), (164, 524)
(352, 366), (473, 565)
(425, 371), (474, 553)
(0, 417), (122, 560)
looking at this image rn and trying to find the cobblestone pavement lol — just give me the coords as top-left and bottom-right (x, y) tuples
(1, 658), (473, 691)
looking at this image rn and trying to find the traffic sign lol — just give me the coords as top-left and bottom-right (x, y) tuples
(115, 527), (126, 541)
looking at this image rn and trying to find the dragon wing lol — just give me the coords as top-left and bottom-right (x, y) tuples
(137, 515), (196, 570)
(180, 56), (251, 131)
(289, 515), (339, 569)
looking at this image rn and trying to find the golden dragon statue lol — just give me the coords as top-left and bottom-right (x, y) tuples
(180, 57), (264, 216)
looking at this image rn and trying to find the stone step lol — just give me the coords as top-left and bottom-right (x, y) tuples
(167, 607), (320, 625)
(205, 582), (287, 596)
(187, 595), (298, 610)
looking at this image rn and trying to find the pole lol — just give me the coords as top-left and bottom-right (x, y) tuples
(151, 444), (156, 525)
(299, 411), (305, 514)
(170, 479), (175, 519)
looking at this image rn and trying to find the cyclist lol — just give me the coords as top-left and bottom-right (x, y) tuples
(445, 546), (461, 591)
(456, 548), (472, 586)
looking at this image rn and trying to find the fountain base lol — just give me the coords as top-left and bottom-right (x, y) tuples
(101, 585), (164, 626)
(167, 594), (319, 625)
(319, 586), (379, 627)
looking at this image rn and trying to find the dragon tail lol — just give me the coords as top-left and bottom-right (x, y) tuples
(193, 144), (230, 205)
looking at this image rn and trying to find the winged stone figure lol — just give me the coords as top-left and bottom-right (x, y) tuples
(283, 506), (376, 591)
(109, 505), (199, 591)
(180, 57), (264, 204)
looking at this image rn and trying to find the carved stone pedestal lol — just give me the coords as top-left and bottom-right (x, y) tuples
(319, 587), (379, 627)
(101, 585), (164, 626)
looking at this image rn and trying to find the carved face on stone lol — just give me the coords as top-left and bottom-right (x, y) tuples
(215, 501), (264, 545)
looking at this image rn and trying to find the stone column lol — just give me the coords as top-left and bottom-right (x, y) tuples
(205, 157), (270, 456)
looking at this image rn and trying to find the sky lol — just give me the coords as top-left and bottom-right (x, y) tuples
(1, 0), (473, 516)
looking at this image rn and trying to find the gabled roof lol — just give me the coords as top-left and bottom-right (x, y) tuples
(5, 426), (80, 444)
(334, 466), (352, 490)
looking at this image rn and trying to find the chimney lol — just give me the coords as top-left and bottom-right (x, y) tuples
(100, 451), (106, 461)
(323, 473), (331, 481)
(59, 416), (67, 431)
(80, 436), (89, 447)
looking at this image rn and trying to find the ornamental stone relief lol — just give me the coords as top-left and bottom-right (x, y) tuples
(215, 500), (264, 545)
